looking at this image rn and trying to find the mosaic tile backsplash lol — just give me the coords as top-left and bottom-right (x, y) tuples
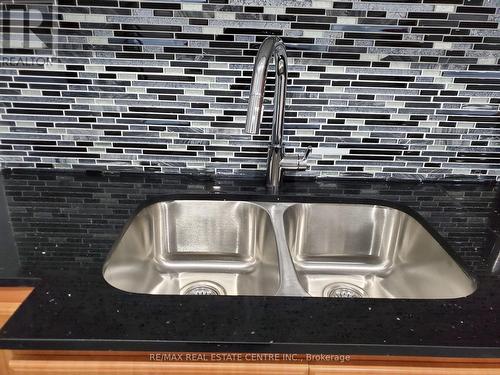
(0, 0), (499, 180)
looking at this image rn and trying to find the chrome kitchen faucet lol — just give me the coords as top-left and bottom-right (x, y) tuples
(245, 36), (311, 191)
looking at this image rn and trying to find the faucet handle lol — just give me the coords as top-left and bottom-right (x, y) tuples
(281, 146), (312, 171)
(301, 146), (312, 162)
(297, 146), (312, 170)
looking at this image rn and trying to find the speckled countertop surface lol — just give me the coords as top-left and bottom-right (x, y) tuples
(0, 169), (498, 357)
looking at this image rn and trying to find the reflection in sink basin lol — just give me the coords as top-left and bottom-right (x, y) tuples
(104, 199), (476, 299)
(103, 200), (280, 296)
(283, 203), (476, 298)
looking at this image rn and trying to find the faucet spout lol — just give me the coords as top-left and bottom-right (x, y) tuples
(245, 36), (287, 140)
(245, 36), (310, 190)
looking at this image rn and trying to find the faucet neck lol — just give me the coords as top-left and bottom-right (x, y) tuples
(245, 37), (288, 145)
(271, 43), (287, 147)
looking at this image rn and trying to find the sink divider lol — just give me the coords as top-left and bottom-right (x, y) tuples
(260, 202), (310, 297)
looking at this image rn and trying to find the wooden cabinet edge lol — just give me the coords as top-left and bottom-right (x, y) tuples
(0, 288), (33, 304)
(0, 287), (34, 375)
(309, 363), (500, 375)
(0, 287), (34, 326)
(8, 359), (309, 375)
(5, 351), (500, 375)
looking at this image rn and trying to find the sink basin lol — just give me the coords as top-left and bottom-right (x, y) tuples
(104, 199), (476, 299)
(283, 203), (476, 298)
(103, 200), (280, 296)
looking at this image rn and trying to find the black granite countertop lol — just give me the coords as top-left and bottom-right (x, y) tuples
(0, 169), (498, 357)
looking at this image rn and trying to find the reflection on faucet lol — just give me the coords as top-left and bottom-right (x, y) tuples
(245, 36), (312, 191)
(491, 235), (500, 274)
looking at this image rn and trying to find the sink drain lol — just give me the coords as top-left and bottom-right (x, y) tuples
(324, 283), (365, 298)
(181, 281), (226, 296)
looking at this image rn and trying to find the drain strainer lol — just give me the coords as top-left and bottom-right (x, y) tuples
(323, 283), (365, 298)
(181, 281), (226, 296)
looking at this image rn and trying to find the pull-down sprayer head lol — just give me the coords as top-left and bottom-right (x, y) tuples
(245, 36), (287, 136)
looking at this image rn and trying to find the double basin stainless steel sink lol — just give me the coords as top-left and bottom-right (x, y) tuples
(103, 200), (476, 299)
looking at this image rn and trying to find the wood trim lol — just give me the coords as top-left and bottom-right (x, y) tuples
(0, 287), (33, 328)
(8, 349), (500, 368)
(0, 287), (34, 375)
(309, 364), (500, 375)
(0, 287), (33, 304)
(0, 306), (17, 327)
(8, 359), (308, 375)
(6, 351), (500, 375)
(309, 355), (500, 374)
(0, 350), (12, 375)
